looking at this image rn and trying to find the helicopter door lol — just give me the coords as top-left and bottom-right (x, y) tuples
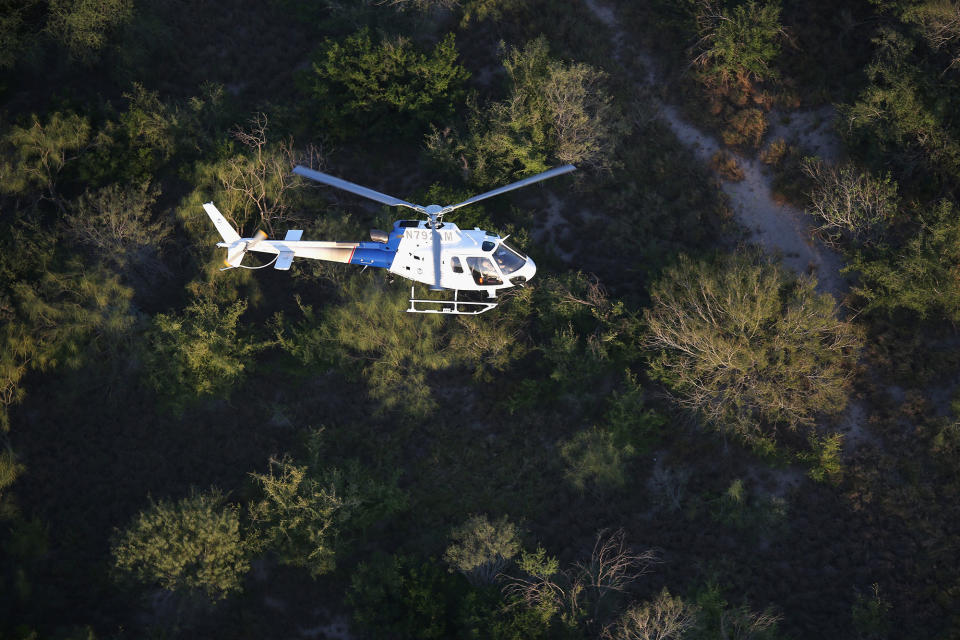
(466, 257), (503, 286)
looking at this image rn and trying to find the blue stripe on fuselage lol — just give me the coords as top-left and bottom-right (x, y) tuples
(350, 243), (394, 268)
(348, 224), (405, 268)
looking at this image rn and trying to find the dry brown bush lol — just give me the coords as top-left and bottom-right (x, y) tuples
(710, 150), (745, 181)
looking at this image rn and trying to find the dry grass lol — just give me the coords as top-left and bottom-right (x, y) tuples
(760, 137), (788, 166)
(710, 150), (745, 181)
(721, 107), (767, 148)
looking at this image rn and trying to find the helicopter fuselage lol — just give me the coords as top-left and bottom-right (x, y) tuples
(229, 218), (536, 296)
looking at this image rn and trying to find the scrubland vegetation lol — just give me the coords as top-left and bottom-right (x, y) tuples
(2, 0), (960, 638)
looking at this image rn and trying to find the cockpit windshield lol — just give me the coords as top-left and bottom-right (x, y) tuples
(492, 242), (526, 275)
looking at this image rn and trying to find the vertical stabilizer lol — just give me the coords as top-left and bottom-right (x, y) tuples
(203, 202), (241, 244)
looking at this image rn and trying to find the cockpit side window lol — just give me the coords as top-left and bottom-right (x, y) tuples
(466, 257), (503, 286)
(451, 256), (464, 273)
(492, 242), (526, 275)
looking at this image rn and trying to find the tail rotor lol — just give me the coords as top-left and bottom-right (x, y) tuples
(222, 229), (267, 269)
(203, 202), (270, 269)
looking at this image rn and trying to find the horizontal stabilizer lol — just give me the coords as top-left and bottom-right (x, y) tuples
(275, 251), (294, 270)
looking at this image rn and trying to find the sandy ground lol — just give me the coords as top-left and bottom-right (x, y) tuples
(659, 103), (849, 297)
(767, 106), (842, 160)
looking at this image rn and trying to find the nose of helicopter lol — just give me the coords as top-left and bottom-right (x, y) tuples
(511, 256), (536, 286)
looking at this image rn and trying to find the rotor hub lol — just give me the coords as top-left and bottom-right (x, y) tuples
(423, 204), (444, 228)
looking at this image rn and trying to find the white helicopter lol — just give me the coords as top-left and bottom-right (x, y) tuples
(204, 163), (576, 314)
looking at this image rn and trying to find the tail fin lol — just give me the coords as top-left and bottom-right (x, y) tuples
(203, 202), (241, 244)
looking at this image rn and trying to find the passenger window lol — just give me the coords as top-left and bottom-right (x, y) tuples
(451, 256), (464, 273)
(466, 257), (502, 286)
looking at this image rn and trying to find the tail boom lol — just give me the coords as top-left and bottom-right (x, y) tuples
(282, 241), (359, 264)
(205, 201), (397, 270)
(227, 239), (394, 271)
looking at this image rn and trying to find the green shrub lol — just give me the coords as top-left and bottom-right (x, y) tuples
(112, 490), (250, 601)
(693, 0), (783, 87)
(709, 478), (786, 533)
(144, 295), (268, 411)
(0, 111), (90, 198)
(604, 372), (667, 454)
(0, 448), (24, 496)
(0, 248), (134, 431)
(428, 36), (625, 187)
(302, 28), (469, 139)
(560, 428), (632, 491)
(839, 30), (960, 194)
(849, 199), (960, 322)
(803, 432), (845, 484)
(248, 456), (343, 577)
(851, 583), (892, 639)
(444, 514), (520, 585)
(46, 0), (133, 61)
(0, 0), (42, 69)
(279, 273), (530, 417)
(691, 583), (781, 640)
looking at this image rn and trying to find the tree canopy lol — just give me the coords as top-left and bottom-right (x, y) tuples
(111, 490), (250, 601)
(303, 28), (469, 139)
(644, 253), (861, 449)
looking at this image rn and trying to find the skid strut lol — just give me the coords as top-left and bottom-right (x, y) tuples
(407, 286), (497, 315)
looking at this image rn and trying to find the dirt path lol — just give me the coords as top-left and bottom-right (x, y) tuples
(583, 0), (848, 299)
(660, 104), (849, 297)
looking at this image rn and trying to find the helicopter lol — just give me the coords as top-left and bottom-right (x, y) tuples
(204, 163), (576, 314)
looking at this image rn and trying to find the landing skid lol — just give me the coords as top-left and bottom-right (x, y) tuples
(407, 286), (497, 315)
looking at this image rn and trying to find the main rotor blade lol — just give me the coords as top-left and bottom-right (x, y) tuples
(293, 165), (422, 212)
(443, 164), (576, 214)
